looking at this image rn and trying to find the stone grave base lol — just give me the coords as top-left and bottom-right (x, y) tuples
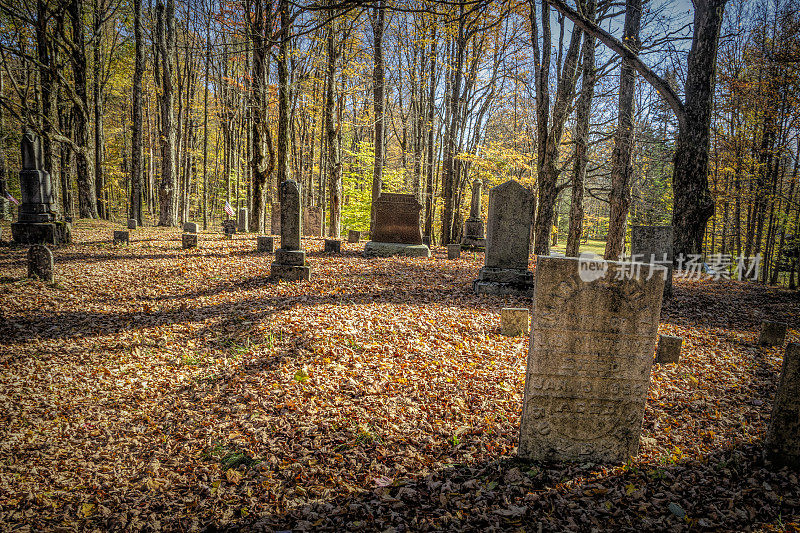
(473, 266), (534, 296)
(364, 241), (431, 258)
(270, 263), (311, 281)
(12, 221), (72, 246)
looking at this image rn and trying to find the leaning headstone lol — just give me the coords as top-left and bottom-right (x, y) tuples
(364, 193), (430, 258)
(631, 225), (673, 298)
(760, 321), (788, 347)
(183, 222), (198, 233)
(127, 219), (138, 230)
(182, 233), (198, 249)
(447, 244), (461, 259)
(655, 335), (683, 364)
(519, 255), (666, 463)
(222, 220), (236, 239)
(257, 235), (274, 253)
(238, 208), (249, 233)
(113, 231), (129, 245)
(348, 230), (361, 243)
(270, 180), (311, 281)
(11, 130), (71, 245)
(27, 244), (54, 283)
(324, 239), (341, 253)
(461, 178), (486, 250)
(765, 342), (800, 468)
(501, 308), (529, 337)
(473, 180), (535, 296)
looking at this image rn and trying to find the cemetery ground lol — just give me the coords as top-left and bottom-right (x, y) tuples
(0, 220), (799, 532)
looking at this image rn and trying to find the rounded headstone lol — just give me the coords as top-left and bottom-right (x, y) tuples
(760, 321), (788, 347)
(348, 230), (361, 243)
(447, 244), (461, 259)
(655, 335), (683, 364)
(183, 222), (198, 233)
(127, 218), (138, 230)
(27, 244), (54, 283)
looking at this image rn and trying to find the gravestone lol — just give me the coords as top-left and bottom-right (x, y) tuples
(631, 225), (674, 298)
(222, 220), (236, 239)
(422, 235), (431, 246)
(552, 230), (558, 247)
(270, 203), (281, 235)
(348, 230), (361, 243)
(238, 208), (249, 233)
(655, 335), (682, 364)
(501, 308), (529, 337)
(765, 343), (800, 468)
(519, 255), (666, 463)
(27, 244), (54, 283)
(270, 180), (311, 281)
(760, 321), (788, 347)
(447, 244), (461, 259)
(364, 193), (430, 258)
(11, 130), (71, 245)
(324, 239), (341, 253)
(127, 219), (138, 230)
(461, 178), (486, 250)
(257, 235), (274, 253)
(473, 180), (534, 296)
(182, 233), (197, 249)
(113, 231), (129, 245)
(183, 222), (198, 233)
(304, 206), (323, 237)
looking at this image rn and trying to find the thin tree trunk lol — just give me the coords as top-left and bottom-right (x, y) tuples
(129, 0), (144, 224)
(370, 0), (385, 236)
(156, 0), (177, 226)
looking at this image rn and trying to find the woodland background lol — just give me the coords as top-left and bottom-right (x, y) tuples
(0, 0), (797, 284)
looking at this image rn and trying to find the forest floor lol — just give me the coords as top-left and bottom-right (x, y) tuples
(1, 219), (799, 532)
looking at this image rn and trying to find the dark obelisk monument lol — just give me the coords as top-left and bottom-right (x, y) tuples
(461, 178), (485, 250)
(11, 130), (71, 245)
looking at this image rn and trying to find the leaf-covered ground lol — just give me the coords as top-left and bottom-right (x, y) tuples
(1, 219), (799, 532)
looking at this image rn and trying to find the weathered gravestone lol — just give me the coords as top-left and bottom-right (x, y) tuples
(257, 235), (274, 253)
(222, 220), (236, 239)
(447, 244), (461, 259)
(501, 308), (529, 337)
(461, 178), (486, 250)
(655, 335), (683, 364)
(765, 343), (800, 468)
(271, 203), (281, 235)
(182, 233), (197, 249)
(519, 255), (666, 463)
(348, 230), (361, 243)
(760, 321), (788, 347)
(11, 130), (71, 245)
(128, 219), (138, 230)
(183, 222), (198, 233)
(27, 244), (54, 283)
(473, 180), (534, 296)
(113, 231), (129, 245)
(364, 193), (430, 258)
(324, 239), (341, 253)
(630, 225), (673, 298)
(270, 180), (311, 281)
(238, 208), (249, 233)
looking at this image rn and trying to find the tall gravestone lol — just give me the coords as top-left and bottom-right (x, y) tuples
(519, 256), (666, 463)
(238, 208), (249, 233)
(461, 178), (486, 250)
(364, 193), (430, 258)
(11, 130), (71, 245)
(473, 180), (534, 296)
(270, 203), (281, 235)
(630, 225), (673, 298)
(270, 180), (310, 281)
(765, 343), (800, 468)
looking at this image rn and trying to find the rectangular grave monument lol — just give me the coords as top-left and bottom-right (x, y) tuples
(238, 208), (249, 233)
(271, 202), (281, 235)
(473, 180), (534, 296)
(11, 130), (71, 245)
(519, 255), (666, 463)
(270, 180), (311, 281)
(364, 193), (430, 258)
(304, 206), (323, 237)
(630, 225), (673, 298)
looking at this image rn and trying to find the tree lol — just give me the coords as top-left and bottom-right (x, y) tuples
(129, 0), (144, 225)
(370, 0), (385, 236)
(156, 0), (177, 226)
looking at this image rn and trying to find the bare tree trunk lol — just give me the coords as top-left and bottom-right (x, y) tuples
(370, 0), (385, 236)
(130, 0), (144, 224)
(566, 0), (596, 257)
(156, 0), (177, 226)
(424, 23), (436, 242)
(276, 0), (290, 195)
(326, 10), (342, 238)
(69, 0), (98, 219)
(249, 0), (274, 234)
(604, 0), (641, 259)
(93, 0), (106, 219)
